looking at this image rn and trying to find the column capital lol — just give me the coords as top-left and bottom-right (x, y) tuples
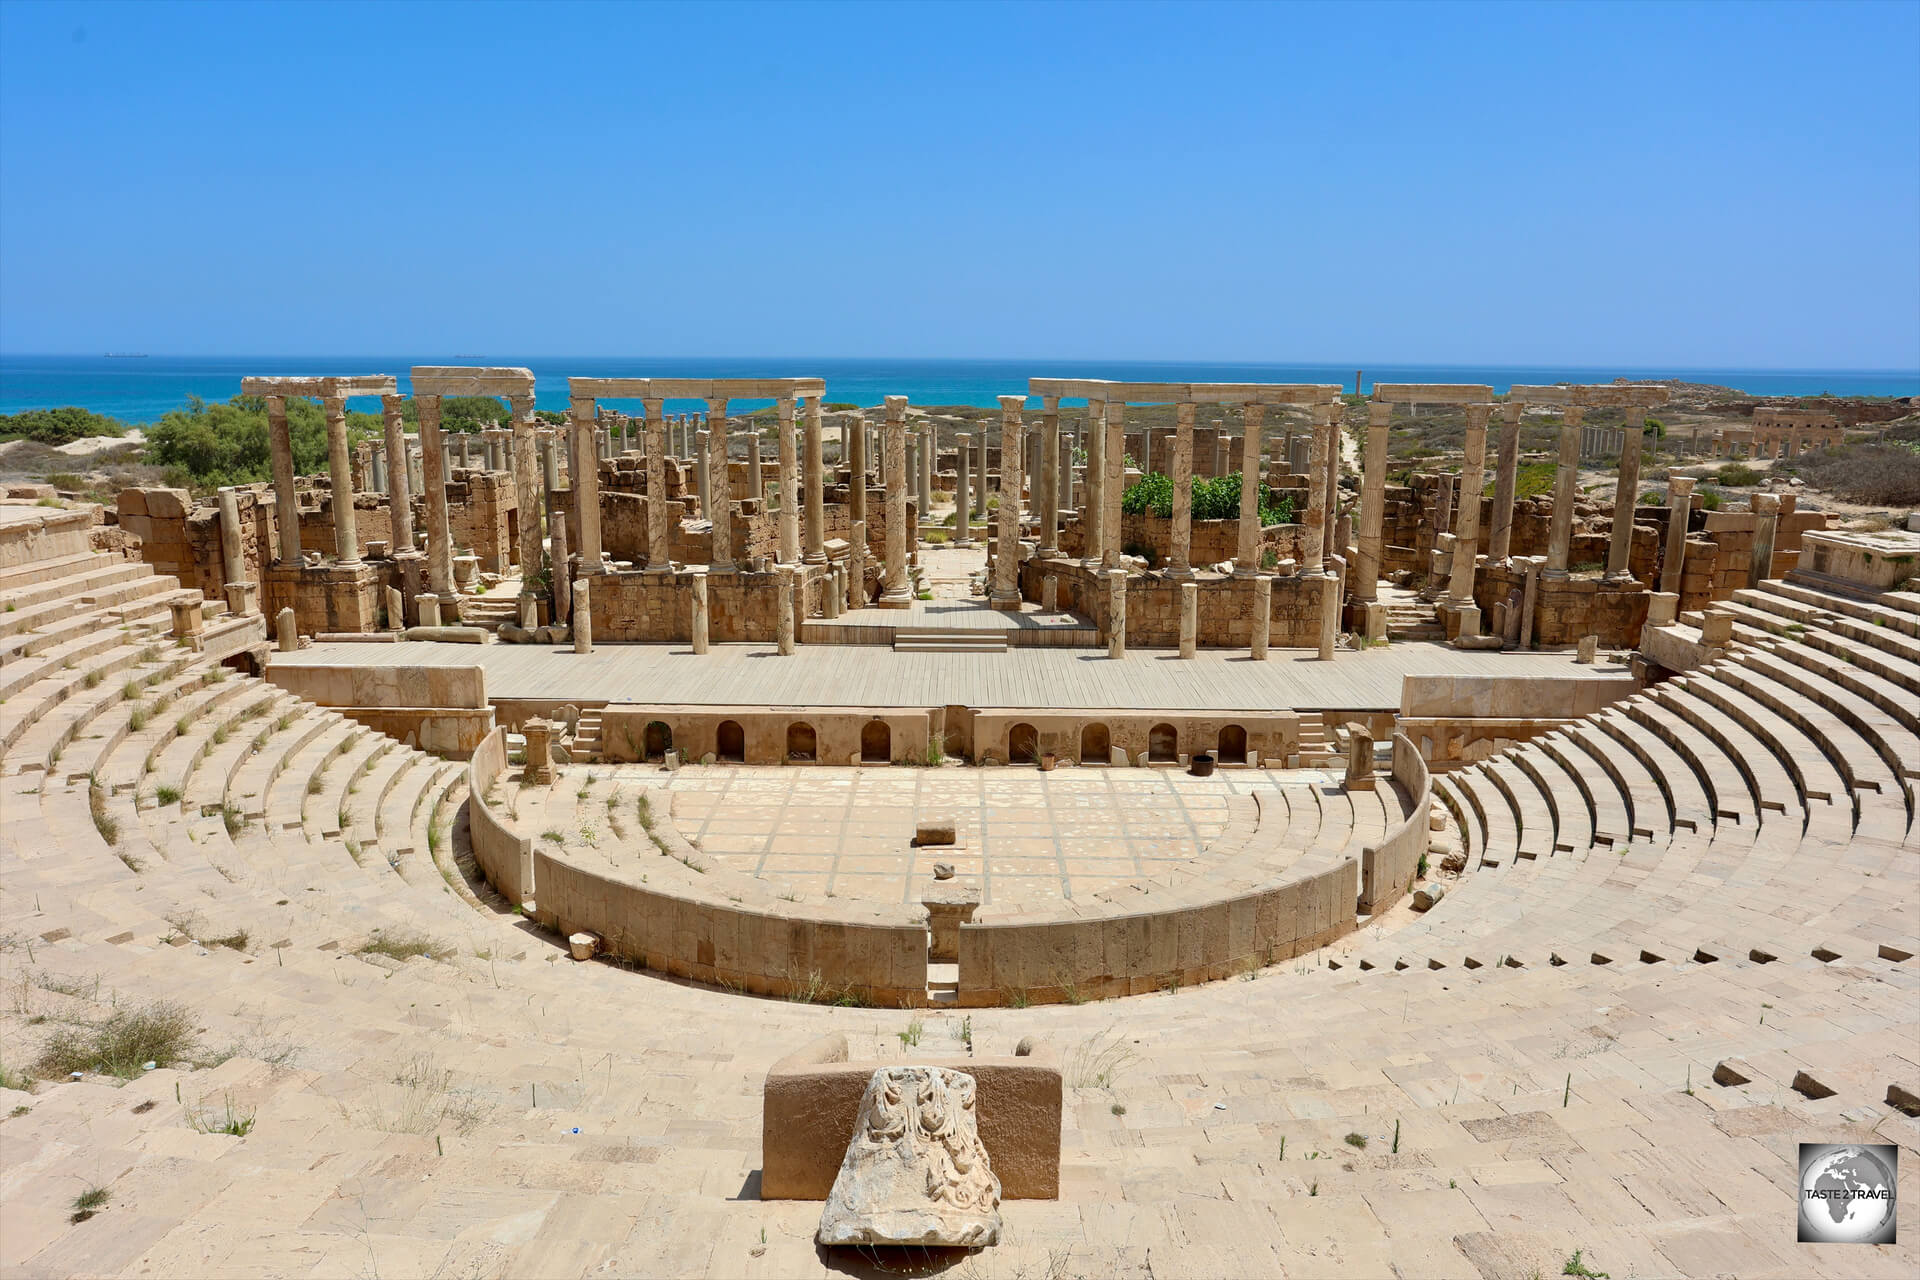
(508, 394), (536, 423)
(884, 395), (907, 421)
(1500, 400), (1524, 424)
(1367, 401), (1392, 427)
(1041, 395), (1060, 412)
(705, 397), (728, 417)
(1245, 401), (1268, 427)
(1667, 475), (1696, 498)
(1175, 401), (1196, 424)
(1562, 404), (1586, 427)
(381, 394), (406, 415)
(569, 396), (596, 420)
(321, 395), (347, 416)
(778, 396), (798, 421)
(997, 394), (1029, 412)
(1463, 402), (1494, 429)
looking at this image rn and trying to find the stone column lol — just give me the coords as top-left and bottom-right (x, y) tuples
(1660, 475), (1694, 595)
(1038, 396), (1061, 557)
(1545, 406), (1583, 580)
(708, 398), (735, 572)
(416, 396), (454, 597)
(321, 396), (360, 564)
(549, 513), (570, 622)
(953, 432), (973, 546)
(1236, 404), (1266, 577)
(916, 425), (933, 536)
(1303, 403), (1333, 575)
(570, 397), (605, 574)
(694, 428), (712, 518)
(1178, 581), (1197, 658)
(1318, 574), (1339, 661)
(370, 448), (386, 495)
(879, 396), (911, 607)
(265, 396), (301, 565)
(510, 396), (543, 597)
(1448, 404), (1492, 606)
(1325, 404), (1343, 564)
(1251, 575), (1271, 660)
(849, 519), (867, 610)
(1354, 400), (1390, 598)
(379, 395), (414, 552)
(990, 395), (1025, 610)
(1168, 402), (1196, 580)
(974, 432), (988, 518)
(1750, 493), (1781, 586)
(776, 398), (800, 564)
(216, 485), (246, 585)
(690, 572), (710, 654)
(1106, 569), (1126, 659)
(276, 606), (297, 652)
(803, 396), (827, 565)
(1488, 401), (1522, 563)
(748, 427), (764, 506)
(849, 411), (868, 526)
(572, 578), (592, 653)
(1102, 400), (1125, 570)
(1605, 407), (1647, 583)
(1083, 399), (1107, 567)
(777, 568), (796, 654)
(1058, 426), (1073, 514)
(643, 399), (671, 574)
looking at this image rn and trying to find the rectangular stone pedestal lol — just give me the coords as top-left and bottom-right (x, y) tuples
(262, 560), (381, 636)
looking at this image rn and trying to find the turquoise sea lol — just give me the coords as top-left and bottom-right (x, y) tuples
(2, 354), (1915, 423)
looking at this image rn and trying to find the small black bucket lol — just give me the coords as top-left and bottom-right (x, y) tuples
(1188, 753), (1216, 777)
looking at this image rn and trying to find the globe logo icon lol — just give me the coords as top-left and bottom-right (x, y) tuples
(1798, 1144), (1897, 1244)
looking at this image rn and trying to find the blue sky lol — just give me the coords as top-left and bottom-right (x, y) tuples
(1, 0), (1915, 368)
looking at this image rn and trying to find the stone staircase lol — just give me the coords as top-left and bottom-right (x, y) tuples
(1295, 718), (1340, 766)
(892, 630), (1008, 654)
(1385, 599), (1445, 642)
(571, 708), (604, 762)
(461, 592), (521, 630)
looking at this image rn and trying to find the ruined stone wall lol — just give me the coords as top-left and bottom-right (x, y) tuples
(1472, 565), (1650, 648)
(1020, 559), (1326, 648)
(587, 563), (832, 644)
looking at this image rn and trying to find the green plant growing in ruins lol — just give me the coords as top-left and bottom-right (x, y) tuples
(70, 1184), (112, 1223)
(1344, 1131), (1367, 1149)
(35, 1000), (199, 1080)
(1562, 1249), (1609, 1279)
(187, 1092), (256, 1137)
(898, 1018), (924, 1048)
(355, 929), (451, 962)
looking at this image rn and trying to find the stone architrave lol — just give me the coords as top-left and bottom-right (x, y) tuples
(1251, 574), (1271, 660)
(708, 399), (735, 572)
(1488, 401), (1522, 563)
(1106, 569), (1127, 659)
(990, 396), (1025, 610)
(777, 398), (801, 565)
(815, 1066), (1002, 1248)
(321, 396), (360, 564)
(572, 578), (593, 653)
(690, 572), (710, 654)
(1237, 404), (1266, 577)
(265, 397), (302, 565)
(381, 395), (415, 552)
(804, 396), (827, 565)
(1178, 581), (1197, 658)
(1303, 403), (1333, 575)
(642, 399), (672, 573)
(1545, 406), (1583, 581)
(1355, 400), (1390, 597)
(1447, 405), (1492, 617)
(1660, 475), (1695, 595)
(1038, 396), (1061, 556)
(1102, 401), (1126, 570)
(953, 433), (972, 547)
(1168, 402), (1196, 579)
(1605, 407), (1647, 582)
(276, 607), (297, 652)
(570, 398), (606, 574)
(1083, 399), (1107, 567)
(879, 397), (912, 607)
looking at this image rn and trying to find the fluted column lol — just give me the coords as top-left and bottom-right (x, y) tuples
(954, 432), (973, 547)
(1545, 405), (1583, 580)
(1169, 402), (1196, 579)
(1102, 400), (1125, 571)
(1448, 404), (1492, 607)
(380, 395), (414, 553)
(322, 396), (360, 564)
(1660, 475), (1695, 595)
(802, 395), (826, 564)
(879, 396), (911, 608)
(1303, 403), (1332, 575)
(990, 395), (1025, 610)
(776, 397), (800, 565)
(643, 399), (671, 574)
(510, 395), (543, 591)
(1039, 396), (1061, 556)
(708, 397), (735, 572)
(569, 396), (605, 574)
(1235, 404), (1266, 577)
(1605, 407), (1647, 583)
(1488, 401), (1522, 563)
(1084, 399), (1107, 567)
(415, 396), (454, 595)
(1354, 401), (1390, 599)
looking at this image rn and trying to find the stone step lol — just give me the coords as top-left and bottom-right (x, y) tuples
(893, 631), (1008, 653)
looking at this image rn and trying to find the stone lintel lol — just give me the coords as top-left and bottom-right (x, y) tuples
(241, 374), (399, 399)
(409, 366), (536, 398)
(568, 376), (827, 401)
(1370, 383), (1495, 404)
(1509, 384), (1671, 408)
(1027, 378), (1340, 405)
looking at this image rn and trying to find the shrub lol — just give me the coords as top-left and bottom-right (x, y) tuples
(1775, 441), (1920, 506)
(1714, 461), (1762, 486)
(34, 1001), (199, 1079)
(0, 407), (128, 446)
(1121, 472), (1294, 524)
(355, 929), (452, 962)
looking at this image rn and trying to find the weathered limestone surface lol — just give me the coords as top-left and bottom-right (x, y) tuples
(816, 1066), (1002, 1248)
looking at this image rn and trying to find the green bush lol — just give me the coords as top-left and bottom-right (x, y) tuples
(1121, 472), (1294, 524)
(1696, 487), (1725, 511)
(0, 407), (129, 446)
(1715, 461), (1762, 486)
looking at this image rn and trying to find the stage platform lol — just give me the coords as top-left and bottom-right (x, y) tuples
(276, 638), (1623, 713)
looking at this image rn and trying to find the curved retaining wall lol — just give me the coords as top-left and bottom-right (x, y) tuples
(467, 727), (533, 904)
(953, 733), (1430, 1005)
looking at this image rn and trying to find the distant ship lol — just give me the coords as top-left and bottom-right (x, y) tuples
(103, 352), (148, 358)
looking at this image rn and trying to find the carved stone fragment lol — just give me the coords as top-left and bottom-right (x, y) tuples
(817, 1066), (1002, 1248)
